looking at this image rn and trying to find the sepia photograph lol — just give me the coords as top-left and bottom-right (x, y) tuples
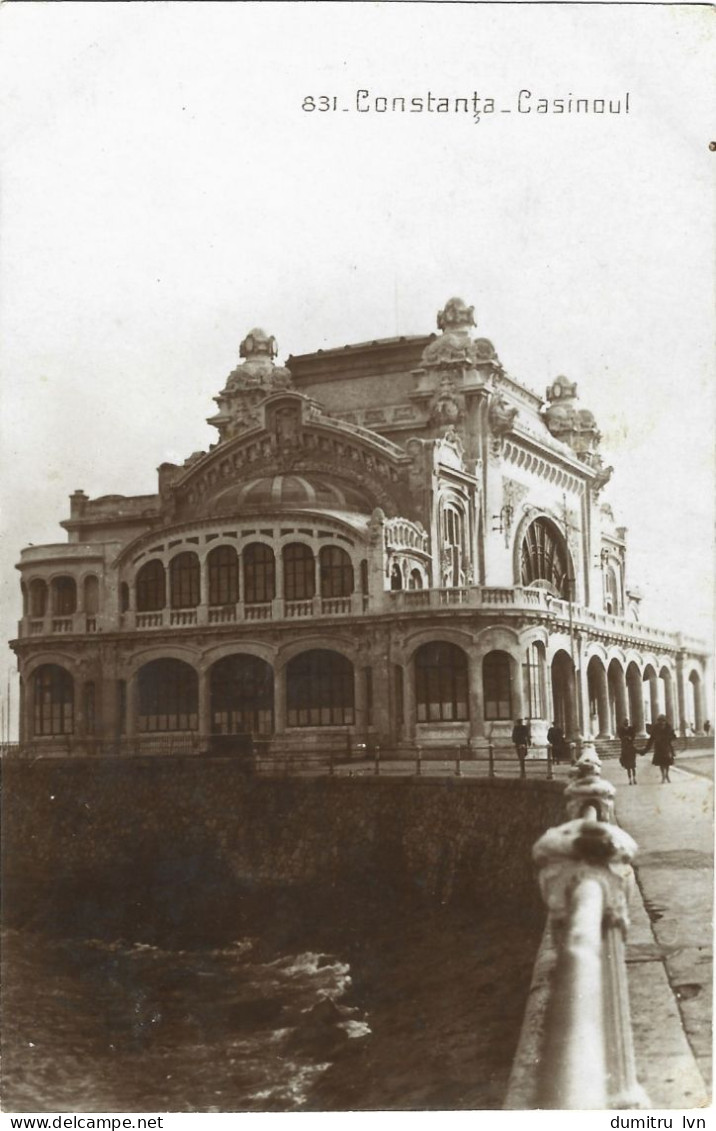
(0, 2), (713, 1122)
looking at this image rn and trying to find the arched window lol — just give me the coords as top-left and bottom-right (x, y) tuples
(244, 543), (275, 605)
(523, 642), (545, 719)
(390, 563), (403, 591)
(520, 518), (569, 597)
(83, 575), (99, 615)
(319, 546), (353, 598)
(286, 649), (355, 727)
(606, 567), (620, 615)
(210, 654), (274, 735)
(170, 552), (200, 609)
(21, 582), (28, 617)
(29, 579), (47, 617)
(483, 650), (513, 720)
(33, 664), (74, 736)
(136, 560), (166, 612)
(51, 576), (77, 615)
(408, 568), (423, 590)
(283, 543), (315, 601)
(415, 642), (468, 722)
(208, 545), (239, 606)
(137, 659), (198, 732)
(440, 502), (466, 587)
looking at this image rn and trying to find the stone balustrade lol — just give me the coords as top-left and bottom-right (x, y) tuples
(15, 586), (699, 656)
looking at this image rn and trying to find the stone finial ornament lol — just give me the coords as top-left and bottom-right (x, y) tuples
(543, 375), (605, 469)
(533, 818), (637, 931)
(437, 296), (476, 332)
(565, 750), (616, 823)
(208, 325), (293, 442)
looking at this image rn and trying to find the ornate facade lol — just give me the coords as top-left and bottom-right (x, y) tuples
(10, 297), (711, 757)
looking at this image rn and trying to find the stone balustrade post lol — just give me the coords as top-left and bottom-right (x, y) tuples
(529, 750), (648, 1110)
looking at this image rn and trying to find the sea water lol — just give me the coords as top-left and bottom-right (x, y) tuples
(2, 893), (542, 1112)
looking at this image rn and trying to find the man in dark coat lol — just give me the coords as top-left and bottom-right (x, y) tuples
(512, 718), (531, 770)
(547, 721), (567, 764)
(643, 715), (677, 783)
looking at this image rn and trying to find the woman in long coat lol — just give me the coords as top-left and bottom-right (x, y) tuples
(618, 719), (638, 784)
(644, 715), (677, 783)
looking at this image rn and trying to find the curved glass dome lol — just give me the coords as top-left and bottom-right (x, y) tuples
(212, 474), (371, 513)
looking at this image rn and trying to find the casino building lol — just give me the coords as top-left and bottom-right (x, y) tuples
(10, 297), (711, 759)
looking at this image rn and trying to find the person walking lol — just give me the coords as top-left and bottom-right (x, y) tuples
(618, 718), (638, 784)
(512, 718), (531, 774)
(547, 721), (568, 764)
(643, 714), (677, 783)
(704, 720), (711, 736)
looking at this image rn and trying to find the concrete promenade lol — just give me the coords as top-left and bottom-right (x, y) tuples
(601, 752), (713, 1109)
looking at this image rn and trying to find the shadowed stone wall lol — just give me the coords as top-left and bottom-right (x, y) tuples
(2, 759), (565, 937)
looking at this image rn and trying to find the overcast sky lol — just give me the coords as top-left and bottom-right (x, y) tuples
(1, 3), (713, 731)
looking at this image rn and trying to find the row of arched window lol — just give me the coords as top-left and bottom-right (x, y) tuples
(130, 544), (363, 612)
(28, 646), (520, 736)
(24, 575), (99, 619)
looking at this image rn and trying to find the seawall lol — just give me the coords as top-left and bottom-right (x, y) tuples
(2, 758), (565, 940)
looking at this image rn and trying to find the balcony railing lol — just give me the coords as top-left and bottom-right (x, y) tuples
(16, 586), (699, 653)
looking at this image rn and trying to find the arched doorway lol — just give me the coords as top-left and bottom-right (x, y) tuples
(658, 666), (674, 725)
(642, 664), (659, 729)
(626, 662), (645, 735)
(551, 650), (577, 737)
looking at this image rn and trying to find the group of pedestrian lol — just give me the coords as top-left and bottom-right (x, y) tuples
(511, 719), (570, 764)
(510, 715), (679, 784)
(619, 715), (677, 784)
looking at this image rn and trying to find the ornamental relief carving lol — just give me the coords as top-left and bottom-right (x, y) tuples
(502, 440), (584, 496)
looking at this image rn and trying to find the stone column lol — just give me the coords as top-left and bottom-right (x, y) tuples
(22, 671), (33, 743)
(18, 674), (25, 744)
(468, 652), (483, 740)
(274, 664), (287, 733)
(627, 671), (645, 736)
(99, 677), (120, 747)
(675, 653), (687, 736)
(613, 667), (628, 729)
(662, 670), (675, 726)
(648, 673), (660, 726)
(125, 673), (137, 739)
(693, 675), (705, 733)
(513, 652), (526, 721)
(576, 651), (590, 738)
(198, 667), (211, 746)
(354, 662), (367, 737)
(371, 657), (392, 745)
(403, 658), (417, 739)
(595, 663), (610, 738)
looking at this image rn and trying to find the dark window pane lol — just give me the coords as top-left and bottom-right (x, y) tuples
(414, 642), (469, 723)
(286, 649), (354, 728)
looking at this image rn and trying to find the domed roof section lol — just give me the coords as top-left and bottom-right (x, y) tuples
(211, 473), (372, 514)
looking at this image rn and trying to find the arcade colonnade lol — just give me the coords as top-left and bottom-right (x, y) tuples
(19, 631), (709, 750)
